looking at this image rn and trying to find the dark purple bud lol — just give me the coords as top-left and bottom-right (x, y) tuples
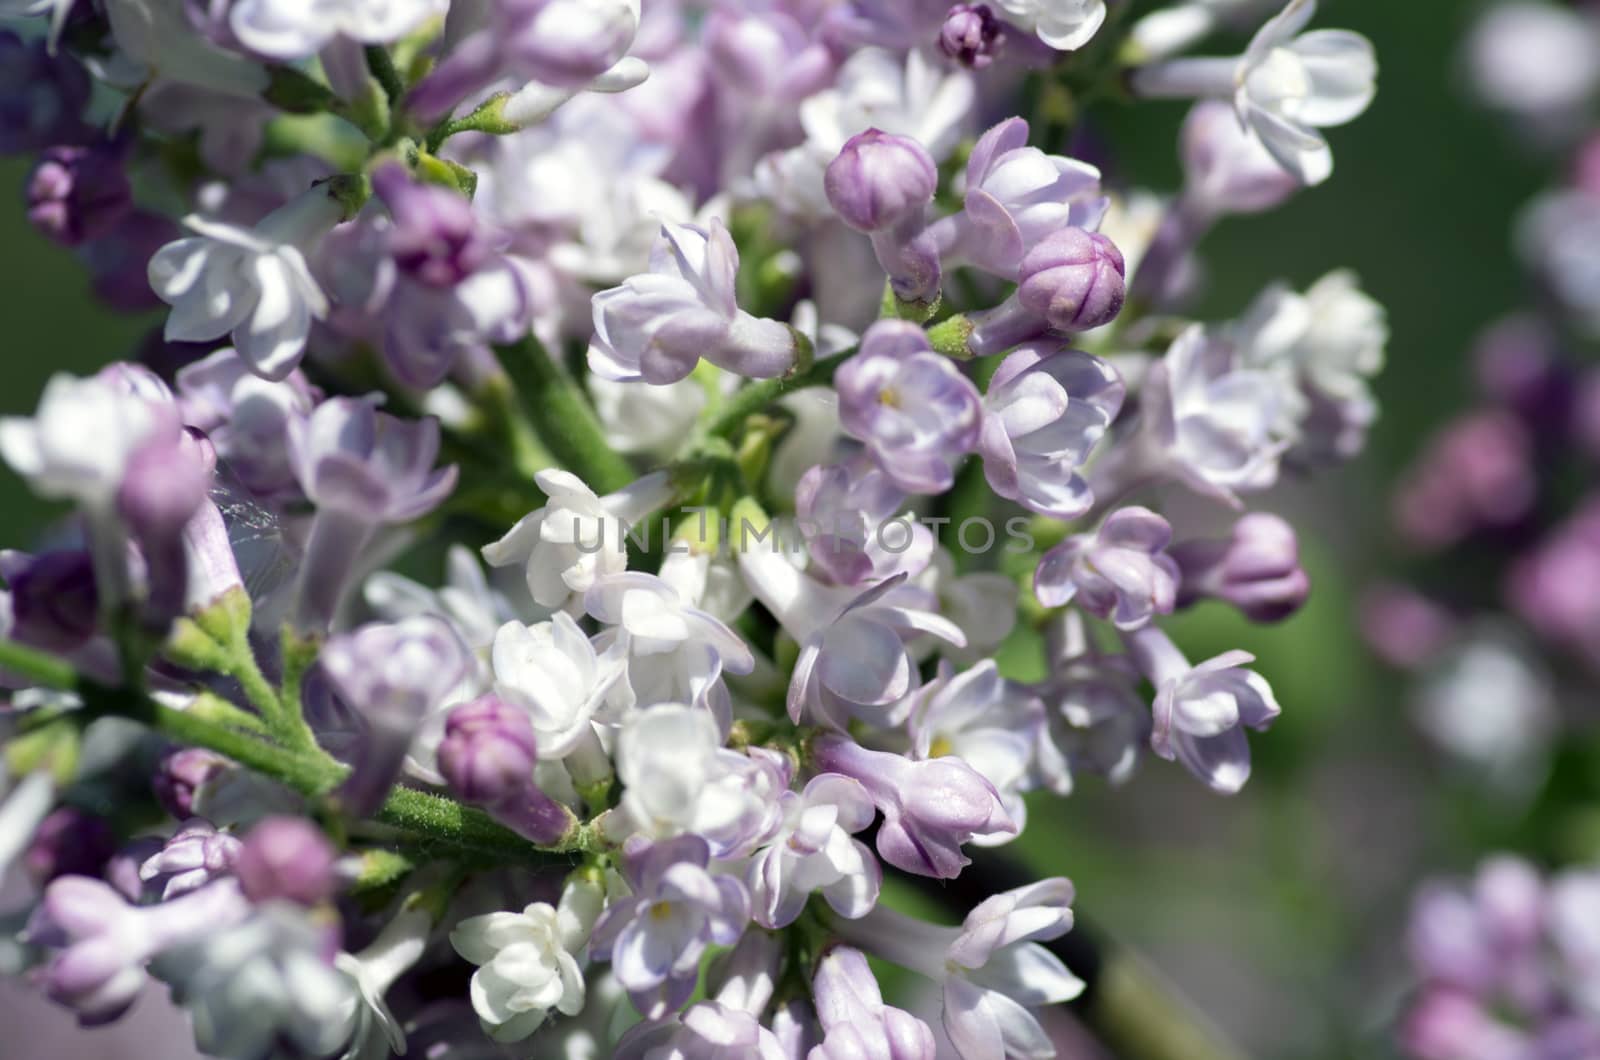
(6, 550), (99, 653)
(0, 33), (92, 155)
(372, 163), (492, 288)
(26, 145), (133, 247)
(825, 129), (938, 233)
(1016, 227), (1126, 332)
(437, 694), (539, 805)
(1394, 412), (1534, 550)
(24, 808), (117, 886)
(939, 4), (1005, 68)
(235, 816), (337, 906)
(1172, 513), (1311, 623)
(152, 748), (231, 819)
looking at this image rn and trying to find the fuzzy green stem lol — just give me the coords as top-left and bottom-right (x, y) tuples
(493, 336), (635, 494)
(0, 639), (598, 862)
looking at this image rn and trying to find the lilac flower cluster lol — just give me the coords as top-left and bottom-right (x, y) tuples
(0, 0), (1380, 1057)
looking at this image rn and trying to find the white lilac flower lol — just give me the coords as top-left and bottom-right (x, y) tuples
(613, 704), (784, 857)
(584, 571), (755, 727)
(1130, 0), (1377, 185)
(747, 773), (881, 929)
(103, 0), (269, 97)
(491, 611), (626, 758)
(841, 878), (1085, 1059)
(152, 901), (359, 1057)
(228, 0), (448, 60)
(147, 185), (343, 380)
(809, 945), (937, 1060)
(450, 881), (597, 1042)
(990, 0), (1105, 52)
(483, 469), (676, 613)
(1133, 323), (1287, 504)
(333, 907), (433, 1058)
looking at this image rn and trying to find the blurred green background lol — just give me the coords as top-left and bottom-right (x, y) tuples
(0, 1), (1563, 1058)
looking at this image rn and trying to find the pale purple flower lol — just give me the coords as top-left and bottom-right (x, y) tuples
(1035, 506), (1180, 629)
(1136, 323), (1287, 504)
(908, 661), (1042, 836)
(738, 549), (965, 730)
(175, 346), (318, 502)
(320, 615), (470, 815)
(930, 118), (1105, 280)
(139, 819), (243, 900)
(978, 342), (1123, 518)
(31, 876), (249, 1025)
(153, 748), (230, 819)
(1179, 100), (1299, 218)
(234, 816), (336, 906)
(1123, 625), (1282, 794)
(591, 834), (750, 1018)
(615, 1001), (789, 1060)
(796, 457), (934, 586)
(808, 945), (936, 1060)
(838, 879), (1084, 1060)
(407, 0), (643, 122)
(813, 733), (1015, 879)
(26, 145), (133, 246)
(836, 320), (983, 494)
(748, 773), (880, 929)
(1035, 612), (1151, 793)
(287, 398), (457, 629)
(370, 165), (531, 388)
(939, 4), (1005, 69)
(589, 219), (802, 384)
(1172, 512), (1310, 622)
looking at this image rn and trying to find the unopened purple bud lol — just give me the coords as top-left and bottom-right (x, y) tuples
(939, 4), (1005, 68)
(235, 817), (337, 907)
(153, 748), (230, 819)
(26, 145), (133, 247)
(372, 164), (492, 288)
(6, 550), (99, 653)
(825, 129), (938, 234)
(1017, 227), (1126, 332)
(437, 694), (539, 805)
(25, 809), (117, 886)
(1172, 513), (1310, 623)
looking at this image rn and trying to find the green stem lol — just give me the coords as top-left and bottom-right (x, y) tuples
(364, 45), (406, 105)
(695, 347), (856, 444)
(0, 639), (596, 862)
(493, 337), (636, 494)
